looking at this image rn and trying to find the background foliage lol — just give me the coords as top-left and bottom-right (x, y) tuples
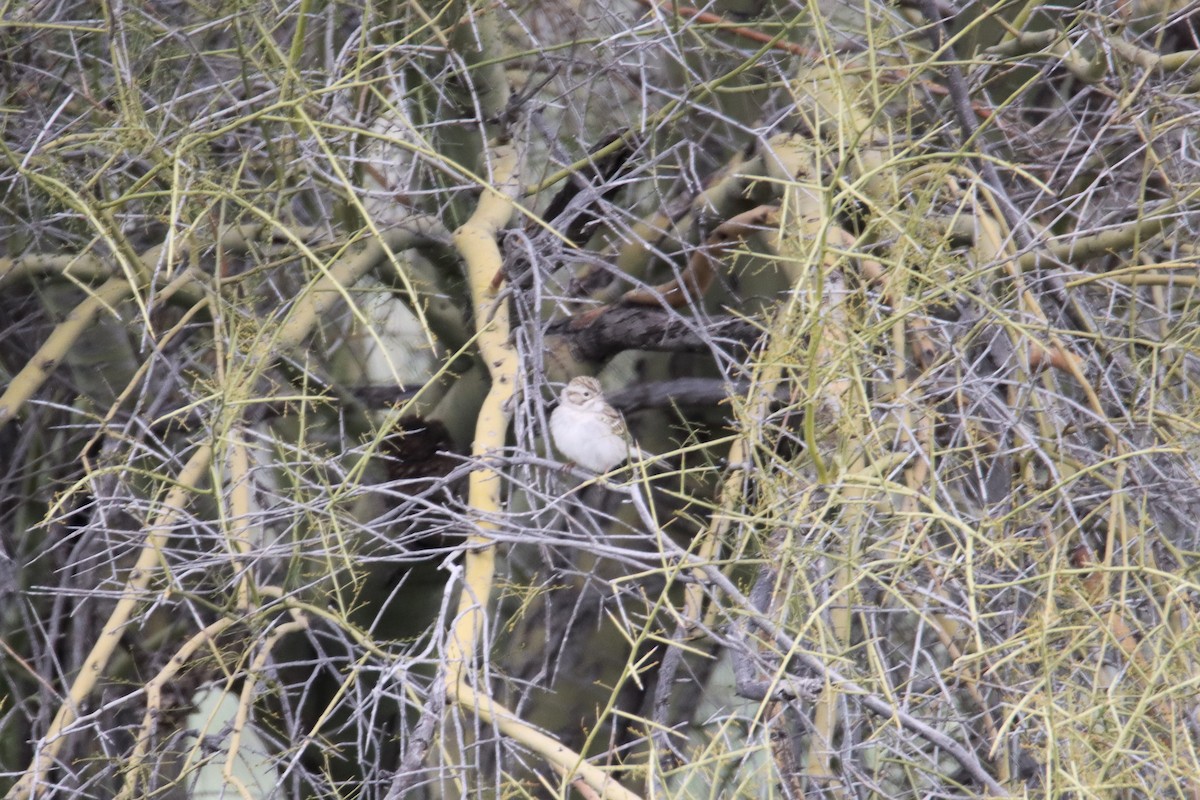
(4, 0), (1200, 798)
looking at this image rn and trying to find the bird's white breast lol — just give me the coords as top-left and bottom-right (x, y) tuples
(550, 402), (629, 472)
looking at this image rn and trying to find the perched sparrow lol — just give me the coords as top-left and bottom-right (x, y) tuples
(549, 376), (656, 473)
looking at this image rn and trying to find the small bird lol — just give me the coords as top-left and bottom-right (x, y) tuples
(549, 376), (656, 473)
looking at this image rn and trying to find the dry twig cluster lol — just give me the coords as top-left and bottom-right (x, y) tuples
(3, 0), (1200, 798)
